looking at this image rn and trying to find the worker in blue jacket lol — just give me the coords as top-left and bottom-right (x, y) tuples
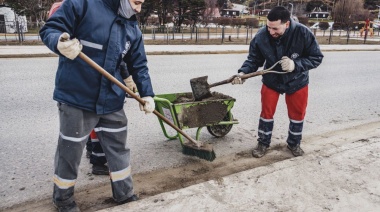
(231, 6), (323, 158)
(40, 0), (152, 211)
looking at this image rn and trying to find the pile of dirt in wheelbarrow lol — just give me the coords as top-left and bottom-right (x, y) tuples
(172, 92), (235, 128)
(173, 92), (233, 103)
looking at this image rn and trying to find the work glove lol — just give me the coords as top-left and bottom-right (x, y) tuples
(139, 96), (155, 114)
(280, 56), (295, 72)
(57, 32), (82, 60)
(231, 72), (246, 85)
(124, 76), (137, 92)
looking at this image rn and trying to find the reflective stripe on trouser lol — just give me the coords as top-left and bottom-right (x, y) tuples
(53, 103), (133, 206)
(258, 117), (274, 147)
(89, 130), (107, 166)
(259, 84), (308, 147)
(287, 119), (304, 146)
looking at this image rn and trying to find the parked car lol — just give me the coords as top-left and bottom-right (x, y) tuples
(310, 22), (334, 30)
(372, 22), (379, 29)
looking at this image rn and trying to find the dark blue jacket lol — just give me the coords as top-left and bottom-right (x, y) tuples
(239, 19), (324, 94)
(40, 0), (154, 114)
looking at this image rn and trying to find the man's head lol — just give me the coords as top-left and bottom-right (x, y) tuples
(119, 0), (144, 18)
(266, 6), (290, 39)
(128, 0), (144, 13)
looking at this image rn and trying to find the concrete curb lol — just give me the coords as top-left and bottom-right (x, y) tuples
(0, 45), (379, 58)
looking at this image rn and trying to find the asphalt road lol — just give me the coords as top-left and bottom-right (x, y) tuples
(1, 51), (380, 209)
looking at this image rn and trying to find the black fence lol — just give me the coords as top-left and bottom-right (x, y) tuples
(1, 21), (380, 45)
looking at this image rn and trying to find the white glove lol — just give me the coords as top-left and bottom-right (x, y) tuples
(231, 72), (246, 85)
(124, 76), (137, 92)
(57, 32), (82, 60)
(280, 56), (295, 72)
(139, 96), (155, 114)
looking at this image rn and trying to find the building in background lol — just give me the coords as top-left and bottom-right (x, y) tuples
(0, 4), (28, 33)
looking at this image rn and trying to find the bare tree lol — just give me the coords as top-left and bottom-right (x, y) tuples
(333, 0), (366, 28)
(174, 0), (206, 28)
(204, 0), (218, 20)
(5, 0), (55, 21)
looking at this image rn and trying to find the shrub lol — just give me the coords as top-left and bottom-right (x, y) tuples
(319, 22), (329, 30)
(218, 17), (232, 26)
(332, 22), (343, 30)
(246, 18), (259, 28)
(298, 16), (309, 26)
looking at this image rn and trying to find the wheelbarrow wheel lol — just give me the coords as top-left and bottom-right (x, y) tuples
(207, 114), (233, 138)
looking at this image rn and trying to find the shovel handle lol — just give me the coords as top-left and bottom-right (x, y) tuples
(209, 61), (283, 88)
(78, 52), (201, 146)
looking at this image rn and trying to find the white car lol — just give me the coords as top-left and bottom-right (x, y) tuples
(373, 22), (380, 29)
(310, 22), (334, 30)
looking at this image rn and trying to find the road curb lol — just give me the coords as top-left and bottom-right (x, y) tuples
(0, 53), (57, 58)
(0, 48), (379, 58)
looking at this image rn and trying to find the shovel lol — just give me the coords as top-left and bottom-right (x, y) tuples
(78, 52), (216, 161)
(190, 61), (284, 101)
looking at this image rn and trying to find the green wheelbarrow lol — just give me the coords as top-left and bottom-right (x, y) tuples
(153, 92), (239, 144)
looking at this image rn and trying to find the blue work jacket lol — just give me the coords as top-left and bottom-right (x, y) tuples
(239, 19), (324, 94)
(40, 0), (154, 114)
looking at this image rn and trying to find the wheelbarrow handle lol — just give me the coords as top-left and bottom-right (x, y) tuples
(78, 52), (201, 147)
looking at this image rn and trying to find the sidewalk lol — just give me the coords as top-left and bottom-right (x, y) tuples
(100, 121), (380, 212)
(0, 44), (380, 58)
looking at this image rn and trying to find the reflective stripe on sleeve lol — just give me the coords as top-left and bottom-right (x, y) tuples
(80, 40), (103, 50)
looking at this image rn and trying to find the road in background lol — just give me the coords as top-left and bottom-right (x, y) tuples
(1, 51), (380, 209)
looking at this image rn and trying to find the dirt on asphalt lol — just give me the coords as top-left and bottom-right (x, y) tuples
(4, 121), (380, 212)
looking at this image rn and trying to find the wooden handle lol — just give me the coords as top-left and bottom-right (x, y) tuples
(209, 61), (281, 88)
(78, 52), (200, 146)
(208, 71), (264, 88)
(239, 71), (265, 79)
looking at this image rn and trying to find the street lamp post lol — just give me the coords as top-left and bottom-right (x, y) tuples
(253, 1), (257, 17)
(289, 3), (294, 18)
(377, 5), (380, 21)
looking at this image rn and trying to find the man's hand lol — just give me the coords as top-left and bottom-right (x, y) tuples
(280, 56), (295, 72)
(231, 72), (246, 85)
(124, 76), (137, 92)
(139, 97), (155, 114)
(57, 32), (82, 60)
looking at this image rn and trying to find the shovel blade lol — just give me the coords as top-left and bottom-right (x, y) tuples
(190, 76), (213, 101)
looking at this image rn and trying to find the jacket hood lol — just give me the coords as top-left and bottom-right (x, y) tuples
(103, 0), (120, 12)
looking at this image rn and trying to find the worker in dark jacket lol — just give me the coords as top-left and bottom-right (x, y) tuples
(40, 0), (152, 211)
(232, 6), (323, 158)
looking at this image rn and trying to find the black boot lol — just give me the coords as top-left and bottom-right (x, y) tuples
(287, 144), (304, 157)
(92, 164), (109, 175)
(118, 194), (139, 205)
(252, 143), (268, 158)
(253, 118), (273, 158)
(53, 201), (81, 212)
(287, 120), (304, 157)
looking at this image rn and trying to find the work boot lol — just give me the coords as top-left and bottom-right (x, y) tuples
(53, 201), (81, 212)
(287, 144), (304, 157)
(86, 150), (91, 158)
(92, 164), (109, 175)
(251, 143), (268, 158)
(118, 194), (139, 205)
